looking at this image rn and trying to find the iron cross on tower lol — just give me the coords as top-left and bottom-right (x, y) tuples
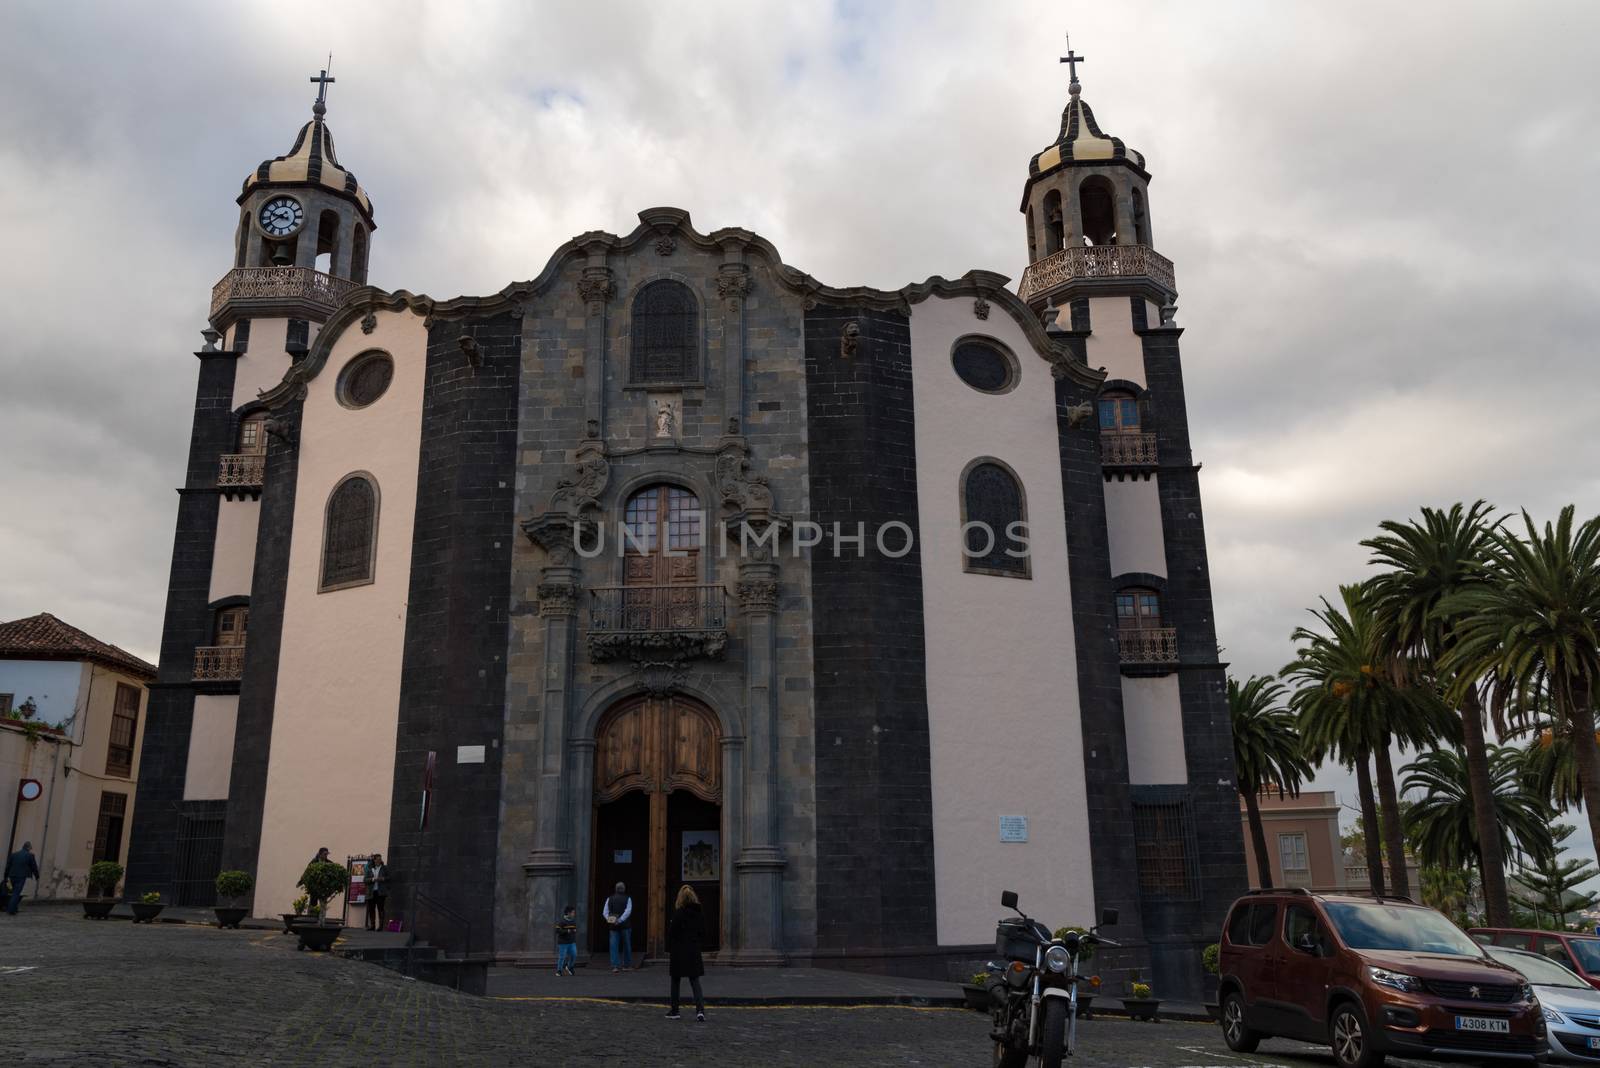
(1059, 35), (1086, 86)
(310, 57), (335, 115)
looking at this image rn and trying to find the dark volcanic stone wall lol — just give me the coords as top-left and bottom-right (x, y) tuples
(386, 311), (522, 954)
(803, 303), (938, 955)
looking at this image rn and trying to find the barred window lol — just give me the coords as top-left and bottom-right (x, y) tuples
(951, 338), (1017, 394)
(105, 684), (140, 778)
(961, 460), (1029, 577)
(1132, 796), (1200, 901)
(337, 351), (394, 408)
(321, 474), (379, 590)
(630, 280), (698, 384)
(93, 791), (128, 865)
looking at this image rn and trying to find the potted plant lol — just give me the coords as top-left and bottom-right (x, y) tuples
(82, 861), (123, 919)
(131, 890), (165, 924)
(294, 860), (346, 951)
(1054, 926), (1098, 1017)
(213, 870), (254, 928)
(1122, 979), (1161, 1021)
(283, 894), (308, 934)
(961, 970), (993, 1012)
(1202, 942), (1221, 1006)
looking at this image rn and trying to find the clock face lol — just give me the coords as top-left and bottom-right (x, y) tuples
(258, 196), (304, 238)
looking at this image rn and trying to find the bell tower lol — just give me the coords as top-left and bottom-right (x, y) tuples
(211, 65), (377, 340)
(1017, 42), (1173, 314)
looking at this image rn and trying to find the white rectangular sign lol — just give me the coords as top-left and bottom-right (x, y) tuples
(456, 744), (486, 764)
(999, 815), (1029, 843)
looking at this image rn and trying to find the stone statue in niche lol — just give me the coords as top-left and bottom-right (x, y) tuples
(655, 400), (677, 439)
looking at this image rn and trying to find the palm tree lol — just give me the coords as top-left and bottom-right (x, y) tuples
(1363, 501), (1512, 923)
(1283, 584), (1455, 897)
(1440, 507), (1600, 862)
(1230, 675), (1314, 889)
(1516, 717), (1588, 811)
(1401, 745), (1552, 881)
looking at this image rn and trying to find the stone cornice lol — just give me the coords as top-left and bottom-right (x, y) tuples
(257, 207), (1102, 409)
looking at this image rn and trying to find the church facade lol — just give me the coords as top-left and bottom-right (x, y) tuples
(128, 60), (1244, 998)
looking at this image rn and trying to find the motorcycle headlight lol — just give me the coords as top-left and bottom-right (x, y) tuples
(1046, 945), (1071, 974)
(1367, 966), (1424, 993)
(1544, 1005), (1566, 1024)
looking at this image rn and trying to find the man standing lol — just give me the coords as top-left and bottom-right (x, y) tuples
(603, 881), (634, 973)
(365, 853), (389, 931)
(5, 842), (40, 915)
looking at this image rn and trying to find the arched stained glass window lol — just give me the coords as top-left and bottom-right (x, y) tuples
(961, 460), (1029, 577)
(630, 280), (698, 384)
(321, 474), (379, 590)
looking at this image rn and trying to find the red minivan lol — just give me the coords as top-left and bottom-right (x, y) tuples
(1471, 928), (1600, 991)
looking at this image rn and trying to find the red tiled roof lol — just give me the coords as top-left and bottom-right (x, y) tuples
(0, 613), (155, 680)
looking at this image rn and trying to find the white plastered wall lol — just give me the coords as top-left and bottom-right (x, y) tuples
(209, 499), (260, 602)
(253, 309), (423, 918)
(1121, 675), (1187, 784)
(1103, 478), (1166, 578)
(185, 695), (238, 801)
(909, 296), (1097, 943)
(1083, 297), (1146, 387)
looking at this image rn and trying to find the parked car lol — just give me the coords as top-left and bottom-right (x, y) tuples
(1217, 889), (1545, 1068)
(1485, 944), (1600, 1062)
(1472, 928), (1600, 992)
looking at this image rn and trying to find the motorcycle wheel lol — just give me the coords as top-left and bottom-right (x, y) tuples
(1040, 998), (1069, 1068)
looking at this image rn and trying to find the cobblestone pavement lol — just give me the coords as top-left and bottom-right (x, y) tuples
(3, 909), (1409, 1067)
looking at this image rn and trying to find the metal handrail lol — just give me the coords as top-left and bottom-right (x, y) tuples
(217, 452), (265, 487)
(209, 266), (358, 319)
(1117, 627), (1178, 664)
(588, 585), (728, 634)
(1017, 244), (1176, 301)
(410, 889), (472, 960)
(1100, 431), (1158, 467)
(193, 645), (245, 681)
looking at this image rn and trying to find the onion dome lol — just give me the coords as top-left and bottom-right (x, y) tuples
(239, 101), (373, 223)
(1028, 81), (1146, 178)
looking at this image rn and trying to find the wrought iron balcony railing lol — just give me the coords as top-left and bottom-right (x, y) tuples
(1100, 431), (1159, 467)
(1018, 244), (1176, 302)
(587, 585), (729, 664)
(194, 644), (245, 681)
(209, 266), (358, 321)
(1117, 627), (1178, 665)
(218, 452), (266, 488)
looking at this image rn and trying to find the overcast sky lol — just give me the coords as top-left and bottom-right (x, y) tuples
(4, 1), (1599, 862)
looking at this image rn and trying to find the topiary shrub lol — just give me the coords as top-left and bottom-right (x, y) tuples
(1052, 925), (1096, 962)
(299, 861), (346, 921)
(214, 869), (254, 902)
(87, 861), (124, 898)
(1203, 943), (1220, 974)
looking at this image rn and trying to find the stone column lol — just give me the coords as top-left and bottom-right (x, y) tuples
(576, 256), (615, 438)
(522, 516), (581, 960)
(717, 252), (752, 431)
(718, 734), (745, 955)
(732, 553), (786, 963)
(1114, 189), (1136, 247)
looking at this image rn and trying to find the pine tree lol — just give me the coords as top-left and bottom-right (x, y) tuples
(1510, 824), (1600, 929)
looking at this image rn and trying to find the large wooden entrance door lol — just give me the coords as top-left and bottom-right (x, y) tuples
(592, 695), (722, 959)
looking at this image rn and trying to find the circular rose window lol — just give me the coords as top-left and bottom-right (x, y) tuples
(951, 339), (1017, 394)
(337, 351), (394, 408)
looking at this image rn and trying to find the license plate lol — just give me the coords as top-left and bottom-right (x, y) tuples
(1455, 1016), (1510, 1033)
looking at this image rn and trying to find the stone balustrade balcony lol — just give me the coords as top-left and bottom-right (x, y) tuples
(1017, 244), (1176, 303)
(209, 266), (358, 324)
(1100, 431), (1159, 467)
(1117, 627), (1178, 665)
(587, 585), (729, 664)
(194, 644), (245, 681)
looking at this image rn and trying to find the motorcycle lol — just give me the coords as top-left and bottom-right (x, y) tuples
(988, 890), (1119, 1068)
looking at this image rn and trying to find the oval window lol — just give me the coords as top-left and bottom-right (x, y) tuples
(338, 351), (394, 408)
(951, 339), (1016, 394)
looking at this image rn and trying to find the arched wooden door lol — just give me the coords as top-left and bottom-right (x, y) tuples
(593, 696), (722, 959)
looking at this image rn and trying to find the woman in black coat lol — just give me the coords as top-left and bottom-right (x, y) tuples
(666, 884), (706, 1021)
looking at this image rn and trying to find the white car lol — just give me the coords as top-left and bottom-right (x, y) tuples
(1487, 944), (1600, 1061)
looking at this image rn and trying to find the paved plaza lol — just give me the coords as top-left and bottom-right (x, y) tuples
(4, 907), (1408, 1067)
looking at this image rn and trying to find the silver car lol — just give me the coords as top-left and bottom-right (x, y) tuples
(1487, 944), (1600, 1061)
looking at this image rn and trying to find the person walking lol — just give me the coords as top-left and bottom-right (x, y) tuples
(365, 854), (389, 931)
(603, 882), (633, 973)
(554, 904), (578, 976)
(5, 842), (40, 915)
(665, 884), (706, 1021)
